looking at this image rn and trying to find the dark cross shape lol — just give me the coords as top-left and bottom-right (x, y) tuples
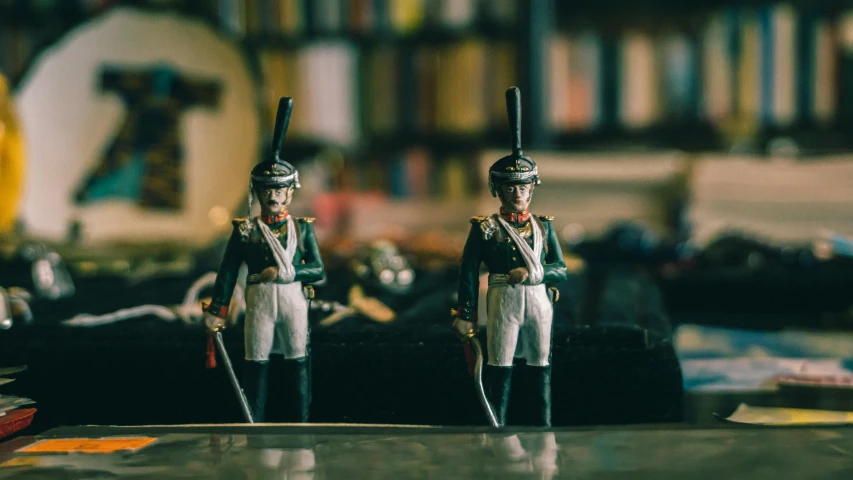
(74, 64), (221, 210)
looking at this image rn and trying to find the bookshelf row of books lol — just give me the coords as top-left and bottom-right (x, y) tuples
(7, 1), (853, 152)
(548, 4), (845, 132)
(305, 147), (479, 201)
(217, 0), (518, 37)
(258, 39), (517, 146)
(255, 4), (853, 149)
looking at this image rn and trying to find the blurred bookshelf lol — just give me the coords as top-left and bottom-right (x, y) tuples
(5, 0), (853, 203)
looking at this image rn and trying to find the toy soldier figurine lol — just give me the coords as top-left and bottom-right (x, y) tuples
(203, 97), (325, 423)
(452, 87), (568, 427)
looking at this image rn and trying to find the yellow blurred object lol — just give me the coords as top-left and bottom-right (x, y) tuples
(722, 403), (853, 426)
(349, 284), (396, 323)
(319, 284), (396, 326)
(0, 74), (26, 233)
(564, 253), (585, 273)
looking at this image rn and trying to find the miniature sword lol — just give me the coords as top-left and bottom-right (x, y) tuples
(209, 328), (254, 423)
(0, 366), (26, 376)
(462, 331), (499, 427)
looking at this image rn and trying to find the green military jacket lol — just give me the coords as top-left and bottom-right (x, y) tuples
(456, 213), (567, 321)
(206, 215), (325, 317)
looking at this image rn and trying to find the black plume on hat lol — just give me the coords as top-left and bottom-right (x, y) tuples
(271, 96), (293, 161)
(250, 97), (300, 189)
(488, 87), (539, 197)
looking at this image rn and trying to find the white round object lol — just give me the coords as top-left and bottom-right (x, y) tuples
(15, 7), (260, 247)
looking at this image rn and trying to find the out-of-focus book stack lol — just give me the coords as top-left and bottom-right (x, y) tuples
(688, 156), (853, 246)
(0, 365), (36, 439)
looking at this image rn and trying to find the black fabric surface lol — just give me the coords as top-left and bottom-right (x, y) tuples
(0, 261), (683, 432)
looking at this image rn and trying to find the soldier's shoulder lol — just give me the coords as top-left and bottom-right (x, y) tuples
(295, 216), (316, 223)
(536, 214), (555, 222)
(231, 217), (253, 239)
(471, 215), (498, 240)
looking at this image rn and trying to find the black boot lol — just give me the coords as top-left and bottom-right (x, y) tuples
(529, 365), (552, 427)
(485, 365), (512, 426)
(283, 356), (311, 423)
(243, 360), (269, 422)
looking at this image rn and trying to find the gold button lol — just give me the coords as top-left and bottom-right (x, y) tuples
(511, 246), (516, 250)
(512, 257), (517, 261)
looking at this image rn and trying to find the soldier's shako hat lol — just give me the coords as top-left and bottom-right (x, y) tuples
(488, 87), (540, 197)
(251, 97), (300, 190)
(247, 97), (300, 216)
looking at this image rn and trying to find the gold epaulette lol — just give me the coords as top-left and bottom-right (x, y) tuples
(537, 215), (554, 221)
(231, 217), (248, 227)
(470, 215), (488, 224)
(296, 216), (316, 223)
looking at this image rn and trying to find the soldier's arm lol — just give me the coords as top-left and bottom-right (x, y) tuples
(456, 221), (485, 322)
(294, 218), (325, 284)
(541, 217), (568, 284)
(205, 224), (244, 318)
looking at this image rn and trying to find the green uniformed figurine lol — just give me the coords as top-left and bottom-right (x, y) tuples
(451, 87), (568, 427)
(203, 97), (325, 423)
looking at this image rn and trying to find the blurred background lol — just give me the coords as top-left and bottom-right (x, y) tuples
(3, 0), (853, 432)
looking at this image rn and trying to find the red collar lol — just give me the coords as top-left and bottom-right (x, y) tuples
(261, 211), (288, 225)
(499, 207), (529, 224)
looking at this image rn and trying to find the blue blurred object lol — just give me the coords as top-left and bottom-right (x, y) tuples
(675, 324), (853, 360)
(825, 231), (853, 260)
(675, 324), (853, 391)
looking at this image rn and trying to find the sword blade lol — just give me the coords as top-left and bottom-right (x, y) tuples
(0, 366), (26, 376)
(213, 332), (254, 423)
(468, 337), (499, 427)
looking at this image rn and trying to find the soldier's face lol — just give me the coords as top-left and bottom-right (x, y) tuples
(498, 183), (533, 213)
(256, 186), (293, 214)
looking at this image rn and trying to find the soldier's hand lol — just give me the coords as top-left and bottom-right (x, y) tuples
(259, 266), (279, 283)
(452, 318), (475, 341)
(203, 312), (225, 333)
(508, 267), (529, 285)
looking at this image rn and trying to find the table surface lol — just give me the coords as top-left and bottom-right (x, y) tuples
(1, 423), (852, 479)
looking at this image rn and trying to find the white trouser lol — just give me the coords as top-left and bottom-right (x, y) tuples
(244, 281), (308, 361)
(486, 276), (553, 367)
